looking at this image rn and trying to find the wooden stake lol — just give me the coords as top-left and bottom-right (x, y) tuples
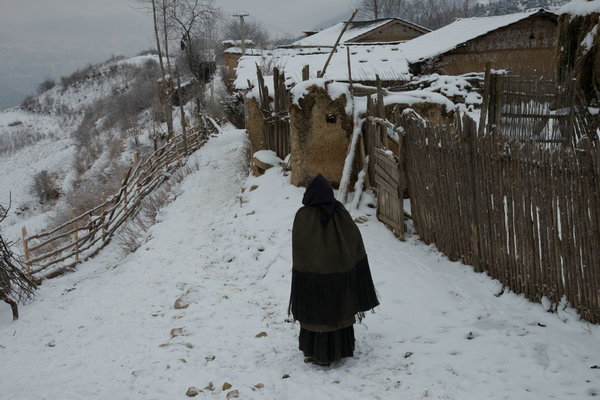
(347, 46), (353, 93)
(122, 173), (128, 205)
(72, 208), (79, 263)
(302, 65), (310, 81)
(101, 192), (106, 241)
(318, 9), (358, 78)
(21, 226), (30, 276)
(134, 153), (140, 194)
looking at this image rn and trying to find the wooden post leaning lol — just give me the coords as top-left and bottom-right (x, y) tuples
(134, 153), (140, 194)
(72, 208), (79, 263)
(122, 173), (128, 206)
(101, 192), (107, 241)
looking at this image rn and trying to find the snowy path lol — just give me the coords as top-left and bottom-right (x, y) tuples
(1, 127), (599, 400)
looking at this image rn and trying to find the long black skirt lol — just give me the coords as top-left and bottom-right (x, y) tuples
(299, 325), (355, 365)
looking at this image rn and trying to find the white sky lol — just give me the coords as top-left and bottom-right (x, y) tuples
(0, 0), (355, 106)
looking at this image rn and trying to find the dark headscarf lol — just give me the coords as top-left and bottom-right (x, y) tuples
(302, 174), (338, 225)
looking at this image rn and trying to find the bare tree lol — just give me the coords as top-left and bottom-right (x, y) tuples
(135, 0), (176, 138)
(171, 0), (221, 83)
(1, 198), (36, 320)
(222, 18), (270, 49)
(355, 0), (464, 29)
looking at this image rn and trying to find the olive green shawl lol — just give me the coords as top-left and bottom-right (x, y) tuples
(289, 203), (379, 332)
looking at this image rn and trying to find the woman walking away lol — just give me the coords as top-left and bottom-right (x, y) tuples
(289, 174), (379, 366)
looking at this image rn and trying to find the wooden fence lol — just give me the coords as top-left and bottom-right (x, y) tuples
(365, 70), (600, 323)
(255, 66), (291, 159)
(22, 120), (216, 282)
(482, 68), (596, 145)
(401, 112), (600, 323)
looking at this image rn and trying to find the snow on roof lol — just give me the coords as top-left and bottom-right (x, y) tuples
(224, 47), (263, 55)
(291, 19), (426, 47)
(401, 9), (556, 64)
(222, 39), (255, 46)
(560, 0), (600, 15)
(233, 44), (410, 90)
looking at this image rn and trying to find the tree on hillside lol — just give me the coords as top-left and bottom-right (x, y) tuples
(355, 0), (464, 29)
(0, 198), (36, 320)
(135, 0), (177, 138)
(171, 0), (221, 83)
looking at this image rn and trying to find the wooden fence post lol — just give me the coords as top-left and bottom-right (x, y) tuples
(463, 114), (482, 271)
(101, 193), (106, 241)
(302, 65), (310, 81)
(21, 226), (30, 277)
(72, 208), (79, 263)
(376, 75), (386, 148)
(134, 153), (140, 194)
(122, 173), (128, 205)
(479, 61), (492, 136)
(174, 137), (182, 167)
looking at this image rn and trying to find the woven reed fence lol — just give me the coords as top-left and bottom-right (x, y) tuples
(21, 120), (216, 282)
(401, 111), (600, 323)
(364, 68), (600, 323)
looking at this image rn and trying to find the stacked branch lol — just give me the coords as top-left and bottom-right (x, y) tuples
(1, 199), (36, 320)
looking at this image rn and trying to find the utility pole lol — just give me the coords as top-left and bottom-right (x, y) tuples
(233, 12), (249, 56)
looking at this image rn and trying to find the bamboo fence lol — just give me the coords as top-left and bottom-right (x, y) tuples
(22, 120), (215, 282)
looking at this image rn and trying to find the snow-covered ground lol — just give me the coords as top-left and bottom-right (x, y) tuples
(1, 126), (599, 399)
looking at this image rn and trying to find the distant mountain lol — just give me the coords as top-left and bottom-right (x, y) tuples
(0, 83), (25, 110)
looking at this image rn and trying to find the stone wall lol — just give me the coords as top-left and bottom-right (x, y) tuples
(289, 85), (353, 187)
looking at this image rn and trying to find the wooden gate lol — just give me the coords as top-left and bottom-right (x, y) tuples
(374, 148), (405, 240)
(256, 66), (291, 159)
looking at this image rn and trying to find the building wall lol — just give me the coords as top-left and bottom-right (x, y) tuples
(289, 85), (353, 187)
(224, 52), (241, 76)
(439, 15), (558, 76)
(355, 22), (425, 43)
(246, 97), (265, 157)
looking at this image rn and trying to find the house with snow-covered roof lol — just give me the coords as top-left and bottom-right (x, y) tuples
(225, 18), (429, 84)
(404, 9), (558, 76)
(290, 18), (430, 48)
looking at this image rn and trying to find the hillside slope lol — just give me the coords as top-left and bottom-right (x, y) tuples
(0, 55), (162, 242)
(1, 126), (599, 400)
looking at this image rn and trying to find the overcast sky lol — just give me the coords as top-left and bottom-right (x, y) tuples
(0, 0), (354, 108)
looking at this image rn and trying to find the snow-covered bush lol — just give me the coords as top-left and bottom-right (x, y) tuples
(221, 91), (245, 129)
(37, 79), (56, 94)
(31, 170), (60, 205)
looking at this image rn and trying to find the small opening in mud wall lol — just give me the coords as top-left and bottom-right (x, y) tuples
(326, 114), (336, 123)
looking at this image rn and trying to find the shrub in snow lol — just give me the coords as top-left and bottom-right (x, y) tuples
(37, 79), (56, 94)
(221, 91), (245, 129)
(31, 170), (60, 205)
(0, 200), (36, 320)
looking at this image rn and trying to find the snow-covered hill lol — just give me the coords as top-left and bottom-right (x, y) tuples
(0, 54), (162, 243)
(1, 126), (599, 399)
